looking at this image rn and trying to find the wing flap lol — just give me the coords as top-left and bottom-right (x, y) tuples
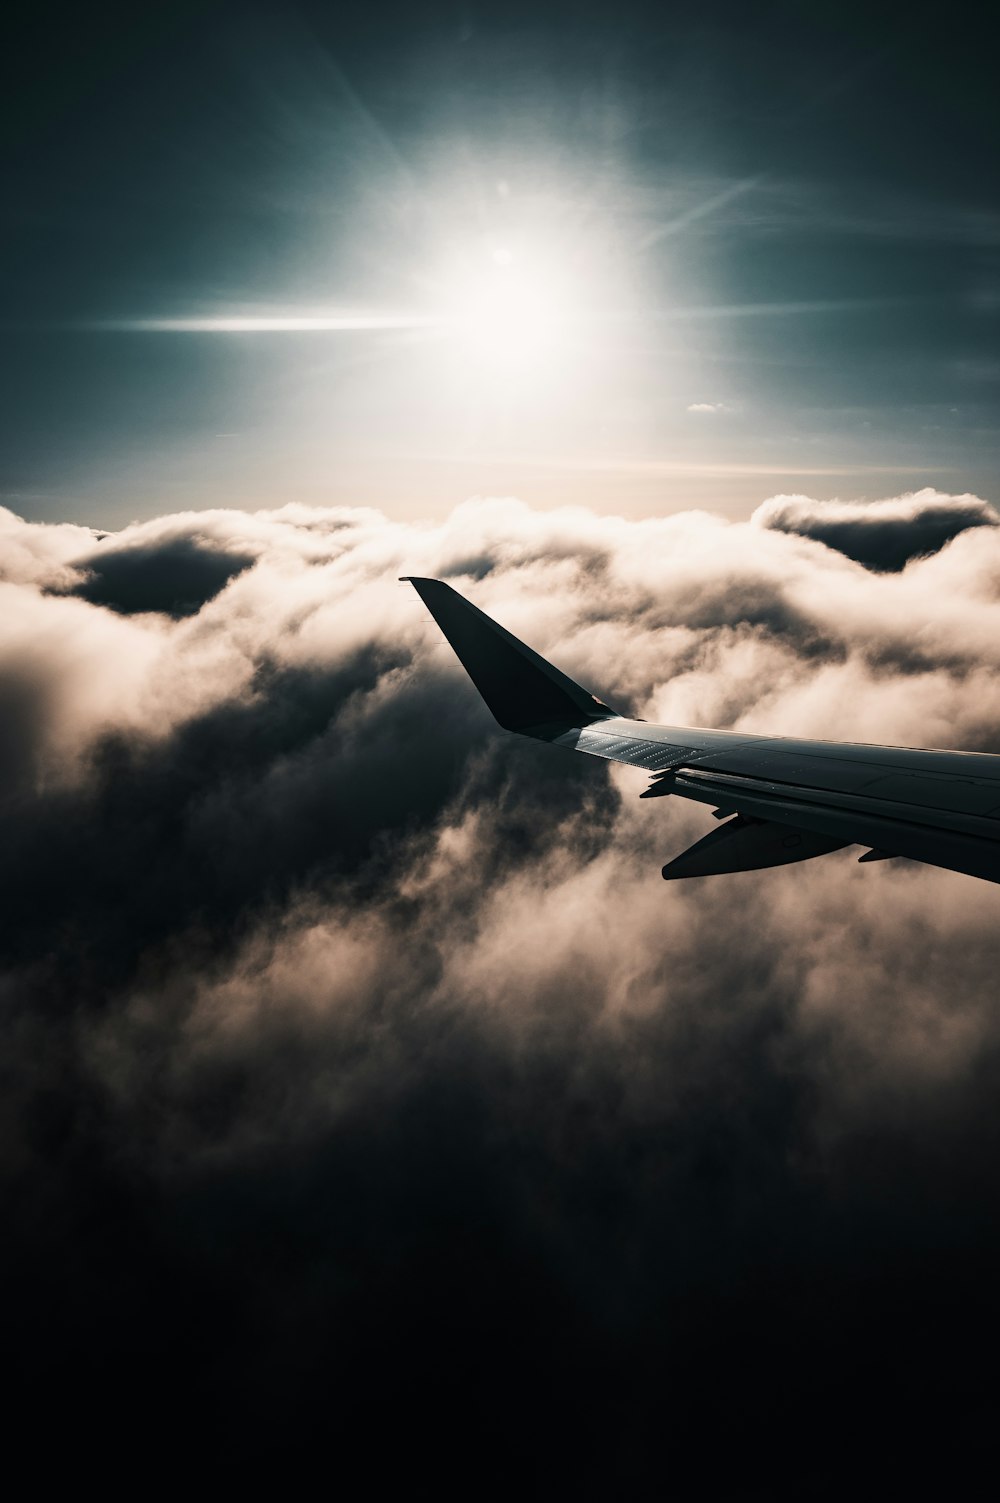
(672, 766), (1000, 843)
(666, 768), (1000, 884)
(661, 815), (848, 880)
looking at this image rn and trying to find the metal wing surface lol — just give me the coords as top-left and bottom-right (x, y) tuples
(403, 576), (1000, 885)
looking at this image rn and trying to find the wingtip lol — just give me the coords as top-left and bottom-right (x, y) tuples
(399, 573), (615, 731)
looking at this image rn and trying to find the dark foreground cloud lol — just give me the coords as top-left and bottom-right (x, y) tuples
(755, 487), (1000, 571)
(3, 493), (1000, 1494)
(68, 533), (257, 616)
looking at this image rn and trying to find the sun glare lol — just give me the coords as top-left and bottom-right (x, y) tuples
(104, 181), (634, 420)
(443, 243), (574, 374)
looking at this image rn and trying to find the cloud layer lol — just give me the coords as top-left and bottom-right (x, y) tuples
(3, 490), (1000, 1492)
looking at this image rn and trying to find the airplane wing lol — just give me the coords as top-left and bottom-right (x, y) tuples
(402, 576), (1000, 884)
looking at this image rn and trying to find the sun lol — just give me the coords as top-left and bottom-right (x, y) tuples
(444, 243), (571, 373)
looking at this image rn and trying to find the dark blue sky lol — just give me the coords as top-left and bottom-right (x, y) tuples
(3, 0), (997, 525)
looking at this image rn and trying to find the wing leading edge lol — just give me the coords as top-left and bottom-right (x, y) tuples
(403, 577), (1000, 885)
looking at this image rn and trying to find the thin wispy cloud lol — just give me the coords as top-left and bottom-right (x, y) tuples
(637, 174), (765, 250)
(95, 312), (438, 333)
(429, 449), (935, 479)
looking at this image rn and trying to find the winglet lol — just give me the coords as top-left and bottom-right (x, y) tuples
(401, 576), (619, 732)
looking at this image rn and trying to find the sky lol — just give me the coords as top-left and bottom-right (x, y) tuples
(2, 0), (997, 525)
(3, 3), (1000, 1495)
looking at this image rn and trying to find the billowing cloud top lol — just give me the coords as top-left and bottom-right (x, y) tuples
(2, 491), (1000, 1493)
(754, 486), (999, 571)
